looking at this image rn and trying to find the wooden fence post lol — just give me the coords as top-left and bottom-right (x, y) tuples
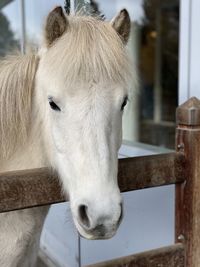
(176, 97), (200, 266)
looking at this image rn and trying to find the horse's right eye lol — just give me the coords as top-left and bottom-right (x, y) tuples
(49, 101), (61, 111)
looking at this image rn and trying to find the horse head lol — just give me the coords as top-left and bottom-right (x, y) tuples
(36, 6), (132, 239)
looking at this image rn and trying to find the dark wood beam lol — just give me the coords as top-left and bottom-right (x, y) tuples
(118, 152), (185, 192)
(85, 244), (185, 267)
(0, 152), (185, 213)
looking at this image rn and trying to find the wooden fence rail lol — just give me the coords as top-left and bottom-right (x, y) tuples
(1, 97), (200, 266)
(85, 244), (185, 267)
(0, 152), (185, 213)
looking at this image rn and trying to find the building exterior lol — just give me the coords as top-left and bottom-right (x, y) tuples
(1, 0), (200, 266)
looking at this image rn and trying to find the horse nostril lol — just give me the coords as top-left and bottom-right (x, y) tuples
(78, 205), (90, 228)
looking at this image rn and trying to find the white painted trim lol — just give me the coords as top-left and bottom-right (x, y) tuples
(19, 0), (26, 54)
(179, 0), (200, 100)
(188, 0), (200, 98)
(178, 0), (191, 104)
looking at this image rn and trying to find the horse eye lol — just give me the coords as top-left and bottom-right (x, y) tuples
(121, 96), (128, 111)
(49, 100), (61, 111)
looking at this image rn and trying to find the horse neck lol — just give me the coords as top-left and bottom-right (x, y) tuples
(1, 110), (54, 174)
(0, 111), (48, 172)
(0, 54), (50, 172)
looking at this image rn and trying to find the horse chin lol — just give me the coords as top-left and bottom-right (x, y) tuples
(75, 222), (117, 240)
(78, 230), (117, 240)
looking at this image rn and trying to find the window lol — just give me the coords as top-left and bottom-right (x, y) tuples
(1, 1), (179, 150)
(0, 0), (20, 56)
(92, 0), (179, 149)
(138, 0), (179, 149)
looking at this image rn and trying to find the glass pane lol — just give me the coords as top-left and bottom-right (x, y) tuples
(24, 0), (64, 49)
(82, 0), (179, 150)
(139, 0), (179, 149)
(0, 0), (20, 56)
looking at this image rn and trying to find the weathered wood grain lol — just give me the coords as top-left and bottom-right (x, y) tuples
(0, 152), (185, 213)
(85, 244), (185, 267)
(176, 97), (200, 267)
(118, 152), (185, 192)
(0, 168), (66, 213)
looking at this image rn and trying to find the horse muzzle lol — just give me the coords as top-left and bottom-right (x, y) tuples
(74, 202), (123, 240)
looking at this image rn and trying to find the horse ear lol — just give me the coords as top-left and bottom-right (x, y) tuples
(45, 6), (68, 46)
(111, 9), (131, 45)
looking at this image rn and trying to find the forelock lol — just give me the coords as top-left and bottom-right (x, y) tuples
(41, 15), (133, 87)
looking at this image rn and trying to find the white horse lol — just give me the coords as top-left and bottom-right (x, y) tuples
(0, 6), (133, 267)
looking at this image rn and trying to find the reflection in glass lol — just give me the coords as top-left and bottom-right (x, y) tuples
(139, 0), (179, 148)
(0, 0), (20, 56)
(97, 0), (179, 149)
(1, 0), (179, 149)
(24, 0), (64, 49)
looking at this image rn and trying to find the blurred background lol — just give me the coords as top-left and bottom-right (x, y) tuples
(1, 0), (199, 266)
(0, 0), (179, 149)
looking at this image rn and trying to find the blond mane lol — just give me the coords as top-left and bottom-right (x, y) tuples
(0, 54), (39, 159)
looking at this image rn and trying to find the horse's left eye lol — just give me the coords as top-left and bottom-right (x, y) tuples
(121, 96), (128, 111)
(49, 100), (61, 111)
